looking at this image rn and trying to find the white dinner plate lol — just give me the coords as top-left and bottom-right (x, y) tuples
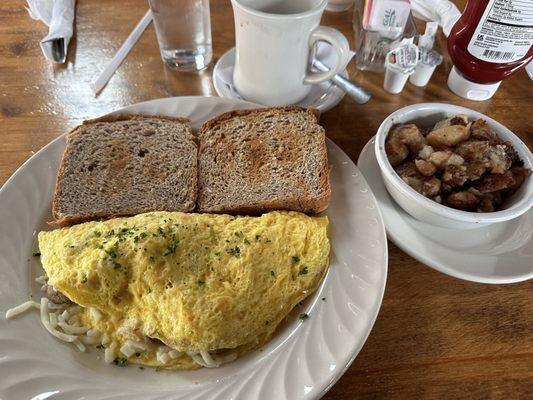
(213, 47), (349, 112)
(0, 96), (387, 400)
(358, 136), (533, 284)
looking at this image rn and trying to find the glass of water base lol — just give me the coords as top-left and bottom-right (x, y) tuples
(148, 0), (213, 71)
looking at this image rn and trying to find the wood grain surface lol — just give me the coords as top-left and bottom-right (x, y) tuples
(0, 0), (532, 399)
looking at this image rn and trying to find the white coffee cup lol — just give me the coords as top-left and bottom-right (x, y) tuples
(231, 0), (351, 106)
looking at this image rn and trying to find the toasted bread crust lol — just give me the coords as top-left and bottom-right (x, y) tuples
(198, 106), (320, 134)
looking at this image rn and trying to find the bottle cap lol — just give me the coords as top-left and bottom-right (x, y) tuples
(447, 66), (501, 101)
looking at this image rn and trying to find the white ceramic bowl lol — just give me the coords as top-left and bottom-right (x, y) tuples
(375, 103), (533, 229)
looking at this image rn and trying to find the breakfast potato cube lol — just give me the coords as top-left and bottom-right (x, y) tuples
(456, 140), (490, 162)
(433, 114), (468, 130)
(475, 172), (515, 193)
(390, 124), (426, 153)
(470, 119), (496, 141)
(422, 177), (441, 197)
(509, 167), (532, 190)
(428, 151), (464, 170)
(465, 161), (487, 181)
(396, 161), (424, 193)
(426, 123), (471, 147)
(396, 161), (420, 178)
(442, 165), (467, 187)
(418, 145), (434, 160)
(415, 159), (436, 176)
(477, 197), (495, 212)
(385, 138), (409, 167)
(446, 191), (480, 211)
(487, 145), (512, 174)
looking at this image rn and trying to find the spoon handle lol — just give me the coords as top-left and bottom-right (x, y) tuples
(313, 59), (372, 104)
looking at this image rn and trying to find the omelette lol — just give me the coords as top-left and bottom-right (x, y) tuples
(36, 211), (330, 369)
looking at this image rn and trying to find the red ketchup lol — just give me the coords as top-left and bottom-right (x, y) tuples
(447, 0), (533, 100)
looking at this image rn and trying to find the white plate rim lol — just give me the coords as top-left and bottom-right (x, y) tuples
(0, 96), (388, 400)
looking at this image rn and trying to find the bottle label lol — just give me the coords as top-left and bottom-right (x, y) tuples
(467, 0), (533, 63)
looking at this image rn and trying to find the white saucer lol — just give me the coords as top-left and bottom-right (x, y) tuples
(213, 47), (348, 112)
(357, 137), (533, 284)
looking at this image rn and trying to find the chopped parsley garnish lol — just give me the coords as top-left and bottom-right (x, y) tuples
(234, 231), (244, 238)
(81, 276), (88, 284)
(164, 234), (179, 256)
(270, 270), (275, 277)
(197, 279), (205, 285)
(103, 242), (121, 268)
(94, 230), (102, 237)
(292, 255), (300, 263)
(105, 242), (119, 258)
(214, 251), (221, 256)
(116, 228), (133, 242)
(227, 246), (240, 256)
(147, 287), (152, 294)
(113, 358), (127, 367)
(106, 229), (115, 237)
(243, 238), (250, 245)
(321, 297), (326, 301)
(32, 252), (41, 257)
(96, 344), (104, 349)
(149, 256), (155, 262)
(157, 227), (166, 237)
(298, 266), (308, 275)
(265, 238), (272, 243)
(255, 235), (261, 241)
(96, 244), (104, 250)
(134, 232), (148, 243)
(299, 313), (309, 320)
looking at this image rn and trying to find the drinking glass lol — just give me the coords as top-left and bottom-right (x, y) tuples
(148, 0), (213, 71)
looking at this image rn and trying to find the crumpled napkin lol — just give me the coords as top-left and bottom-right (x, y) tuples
(410, 0), (461, 37)
(26, 0), (76, 63)
(217, 42), (356, 100)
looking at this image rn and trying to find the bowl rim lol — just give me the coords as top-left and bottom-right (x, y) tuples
(374, 102), (533, 224)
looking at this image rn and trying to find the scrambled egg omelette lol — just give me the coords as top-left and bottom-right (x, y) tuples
(37, 211), (330, 369)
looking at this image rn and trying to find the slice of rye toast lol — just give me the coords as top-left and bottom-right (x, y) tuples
(197, 106), (330, 214)
(51, 115), (197, 226)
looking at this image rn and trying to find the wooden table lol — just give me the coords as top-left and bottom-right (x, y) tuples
(1, 0), (532, 398)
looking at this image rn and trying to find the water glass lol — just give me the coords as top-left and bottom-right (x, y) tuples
(148, 0), (213, 71)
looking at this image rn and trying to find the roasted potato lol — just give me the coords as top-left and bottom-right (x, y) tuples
(426, 123), (471, 147)
(446, 191), (480, 211)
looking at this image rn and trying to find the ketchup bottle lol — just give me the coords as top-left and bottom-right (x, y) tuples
(447, 0), (533, 101)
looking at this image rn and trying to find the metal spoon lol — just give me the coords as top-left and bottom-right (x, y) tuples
(312, 59), (372, 104)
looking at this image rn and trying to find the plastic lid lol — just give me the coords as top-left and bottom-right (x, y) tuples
(447, 66), (501, 101)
